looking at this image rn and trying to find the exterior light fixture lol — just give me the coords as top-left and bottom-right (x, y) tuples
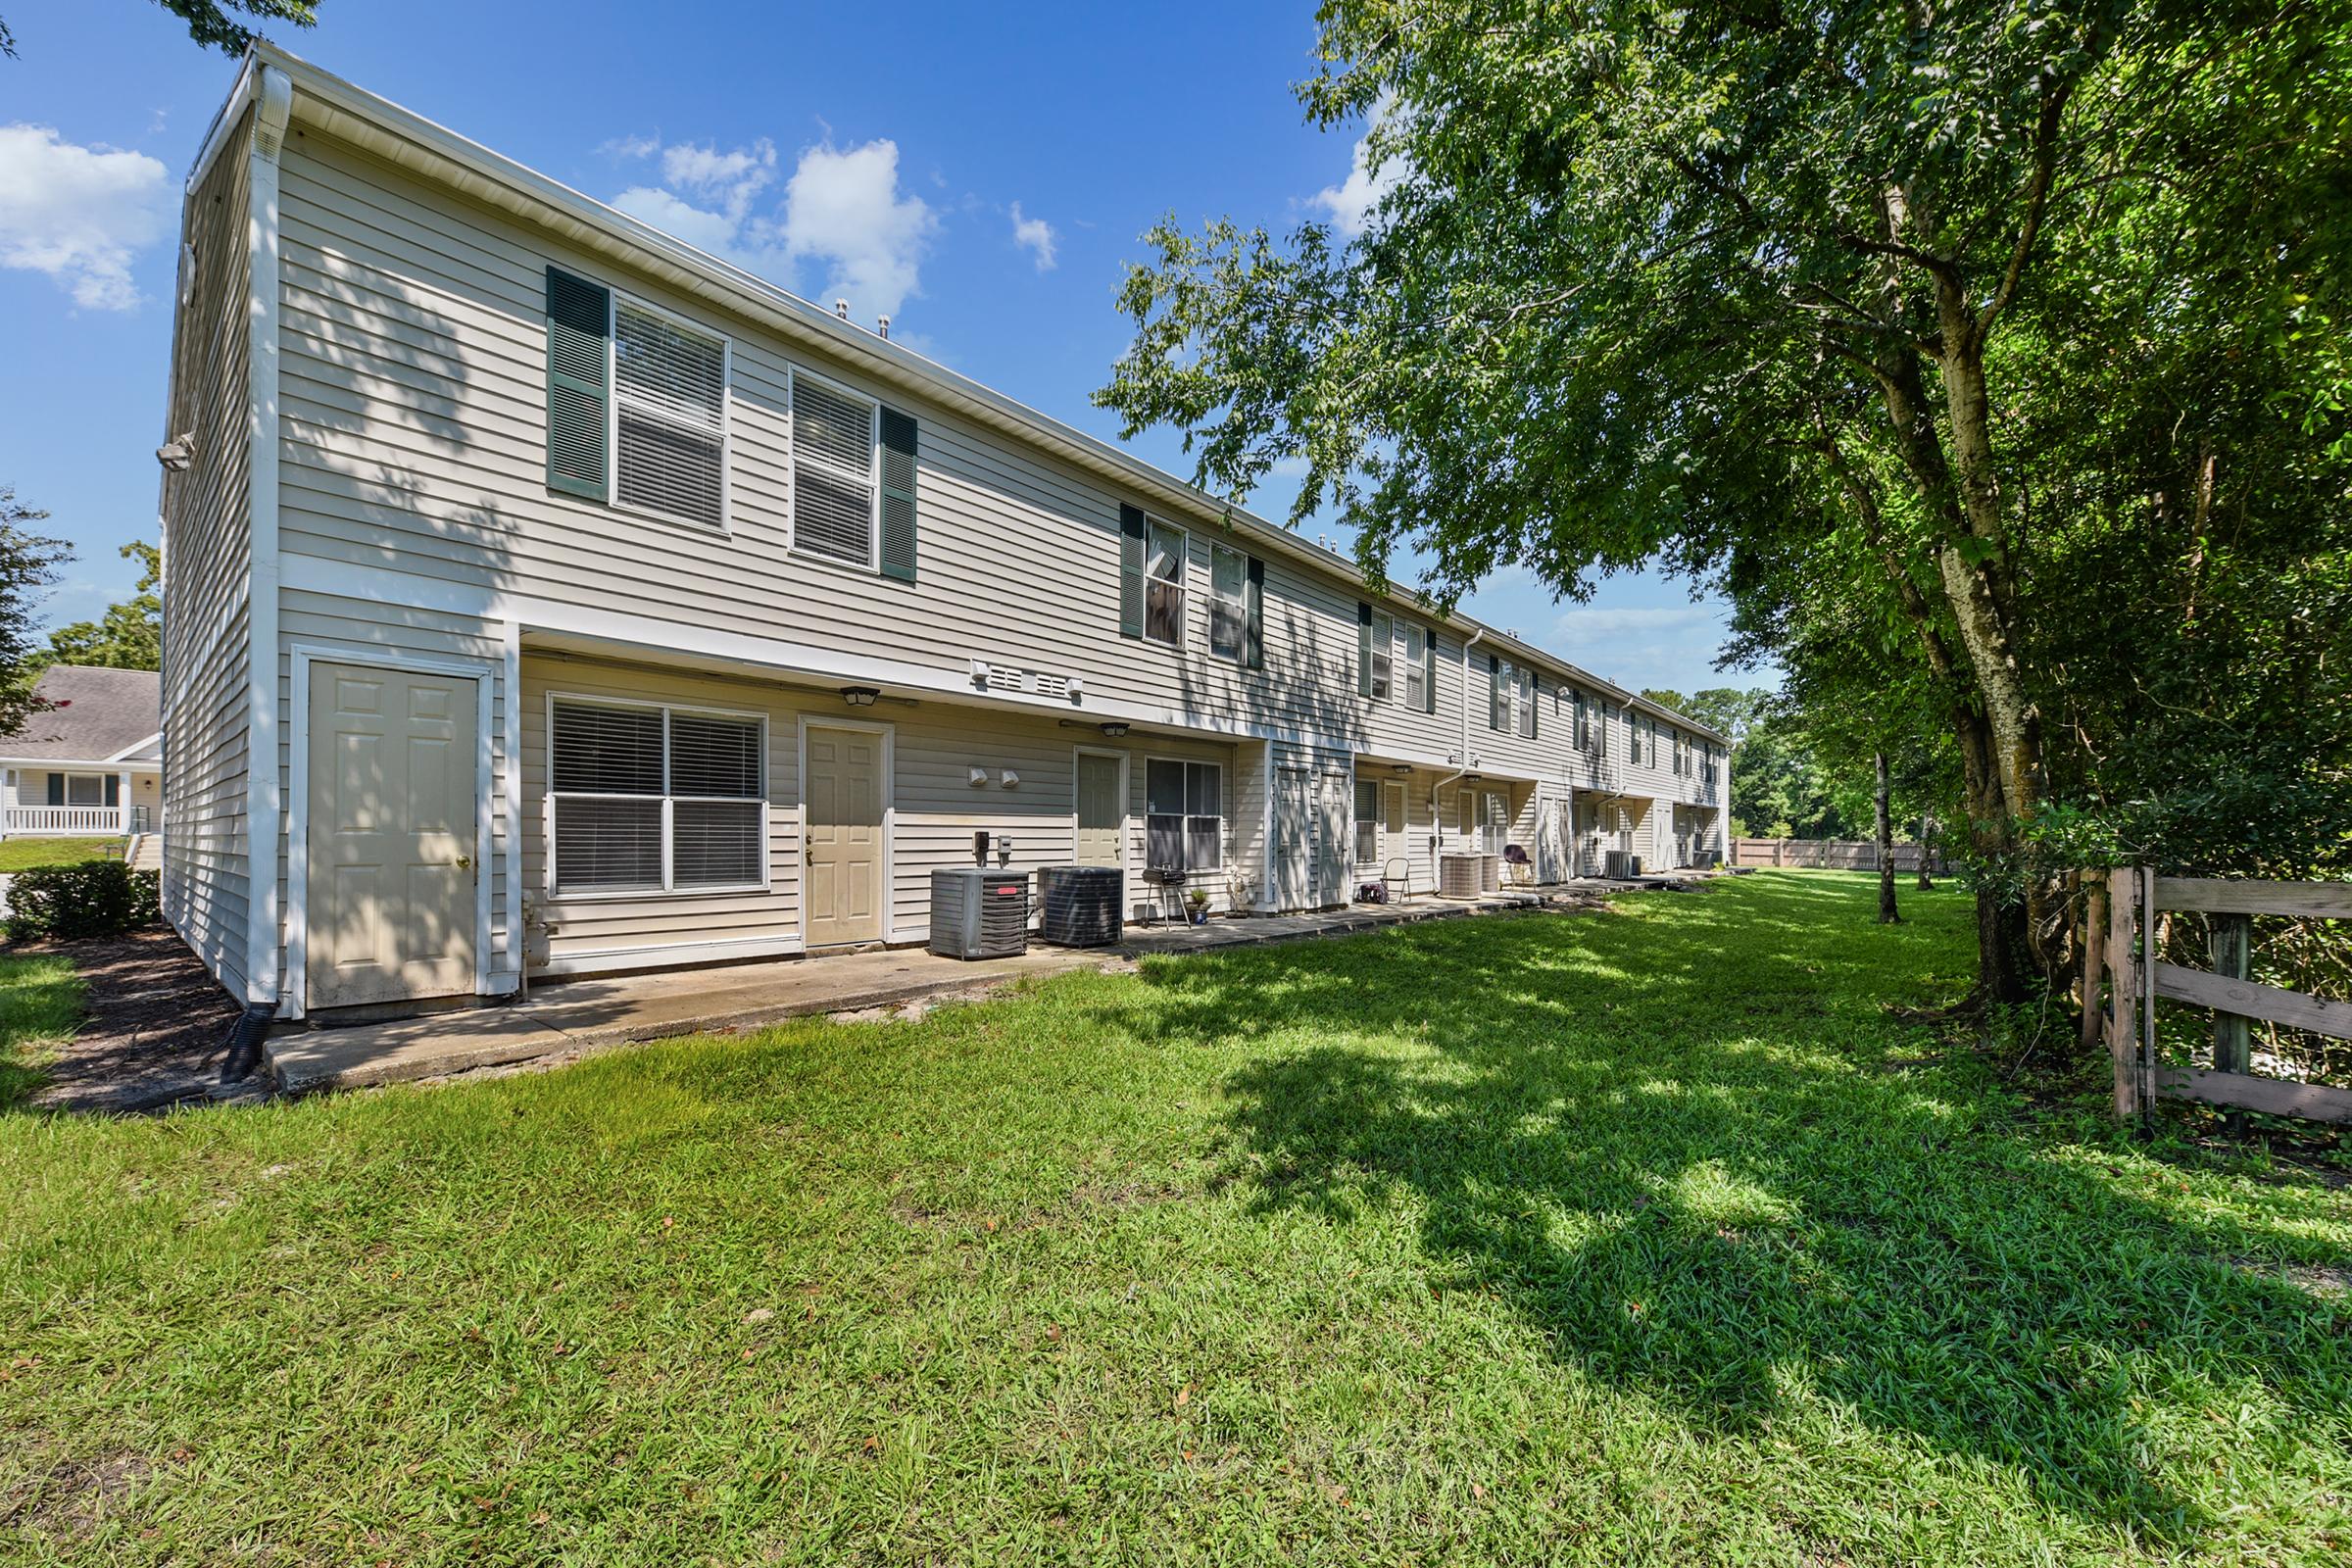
(1099, 722), (1130, 738)
(840, 686), (880, 708)
(1391, 763), (1412, 776)
(155, 432), (196, 472)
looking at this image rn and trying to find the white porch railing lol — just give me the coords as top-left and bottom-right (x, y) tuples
(4, 806), (125, 836)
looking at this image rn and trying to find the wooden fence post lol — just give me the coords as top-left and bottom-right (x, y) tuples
(2080, 871), (2107, 1054)
(2108, 866), (2141, 1121)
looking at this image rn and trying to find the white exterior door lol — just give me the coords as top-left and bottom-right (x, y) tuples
(805, 724), (886, 946)
(1313, 771), (1349, 906)
(1537, 794), (1571, 882)
(1381, 781), (1409, 869)
(1273, 768), (1310, 909)
(307, 662), (477, 1009)
(1074, 752), (1124, 868)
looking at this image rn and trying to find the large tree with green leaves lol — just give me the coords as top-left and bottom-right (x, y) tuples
(42, 541), (161, 673)
(0, 488), (73, 739)
(1099, 0), (2352, 1003)
(0, 1), (316, 60)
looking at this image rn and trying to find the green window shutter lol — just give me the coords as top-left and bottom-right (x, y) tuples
(1357, 603), (1374, 697)
(1245, 555), (1265, 669)
(105, 775), (121, 808)
(545, 267), (610, 500)
(879, 407), (917, 582)
(1118, 505), (1146, 638)
(1528, 677), (1539, 740)
(45, 773), (63, 807)
(1423, 633), (1437, 713)
(1488, 653), (1501, 731)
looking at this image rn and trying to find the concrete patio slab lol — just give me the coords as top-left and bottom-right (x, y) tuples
(264, 875), (1683, 1096)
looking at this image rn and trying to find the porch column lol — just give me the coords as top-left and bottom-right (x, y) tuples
(120, 769), (134, 833)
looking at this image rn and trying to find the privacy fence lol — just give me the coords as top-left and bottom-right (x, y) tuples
(2087, 868), (2352, 1126)
(1733, 838), (1950, 874)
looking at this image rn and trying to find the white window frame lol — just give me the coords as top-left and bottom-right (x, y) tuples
(1207, 541), (1249, 663)
(545, 690), (770, 902)
(1517, 668), (1537, 740)
(1400, 621), (1428, 710)
(1353, 777), (1379, 864)
(1491, 659), (1514, 732)
(1143, 518), (1188, 649)
(1144, 755), (1223, 874)
(785, 364), (884, 573)
(605, 286), (732, 533)
(1368, 610), (1396, 703)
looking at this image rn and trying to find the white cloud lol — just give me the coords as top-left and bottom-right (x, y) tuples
(1008, 201), (1056, 271)
(778, 139), (935, 319)
(599, 132), (661, 161)
(1547, 604), (1738, 690)
(604, 130), (935, 320)
(1308, 101), (1405, 239)
(0, 123), (171, 310)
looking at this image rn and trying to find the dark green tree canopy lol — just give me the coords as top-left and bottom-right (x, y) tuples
(42, 541), (161, 673)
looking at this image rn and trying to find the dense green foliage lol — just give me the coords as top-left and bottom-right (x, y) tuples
(0, 487), (71, 743)
(5, 878), (2346, 1562)
(1098, 0), (2352, 998)
(42, 541), (162, 673)
(0, 1), (316, 59)
(3, 858), (160, 943)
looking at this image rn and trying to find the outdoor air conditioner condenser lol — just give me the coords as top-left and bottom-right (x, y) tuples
(928, 867), (1032, 959)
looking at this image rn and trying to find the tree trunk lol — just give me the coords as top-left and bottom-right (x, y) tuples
(1875, 751), (1900, 924)
(1916, 811), (1935, 890)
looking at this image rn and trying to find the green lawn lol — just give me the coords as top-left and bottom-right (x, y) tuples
(0, 954), (83, 1110)
(2, 874), (2346, 1565)
(0, 838), (122, 874)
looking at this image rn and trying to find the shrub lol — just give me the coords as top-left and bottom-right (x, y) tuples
(5, 858), (161, 942)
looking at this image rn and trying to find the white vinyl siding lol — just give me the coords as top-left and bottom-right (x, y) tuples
(792, 370), (879, 568)
(550, 697), (765, 896)
(612, 299), (727, 528)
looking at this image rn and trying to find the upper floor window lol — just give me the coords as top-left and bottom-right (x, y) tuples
(1400, 622), (1429, 709)
(792, 372), (879, 568)
(1145, 520), (1187, 645)
(545, 268), (727, 530)
(1368, 610), (1396, 701)
(1517, 668), (1538, 740)
(1209, 543), (1248, 662)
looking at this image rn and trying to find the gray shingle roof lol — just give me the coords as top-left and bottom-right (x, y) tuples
(0, 665), (163, 762)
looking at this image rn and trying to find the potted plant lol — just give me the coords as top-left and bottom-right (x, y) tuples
(1184, 888), (1212, 925)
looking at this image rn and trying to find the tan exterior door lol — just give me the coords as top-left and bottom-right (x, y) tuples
(307, 662), (477, 1008)
(805, 724), (885, 946)
(1075, 752), (1124, 868)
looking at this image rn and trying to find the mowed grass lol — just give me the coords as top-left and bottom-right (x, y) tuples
(3, 874), (2347, 1565)
(0, 954), (83, 1110)
(0, 838), (122, 874)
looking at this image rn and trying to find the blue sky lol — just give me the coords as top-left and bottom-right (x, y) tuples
(0, 0), (1767, 697)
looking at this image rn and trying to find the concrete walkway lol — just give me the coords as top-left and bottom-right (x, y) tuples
(263, 880), (1655, 1096)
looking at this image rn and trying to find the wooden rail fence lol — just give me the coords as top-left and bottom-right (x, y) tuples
(1733, 838), (1949, 873)
(2091, 867), (2352, 1124)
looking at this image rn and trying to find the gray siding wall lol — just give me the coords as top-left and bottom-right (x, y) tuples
(160, 113), (256, 998)
(267, 129), (1720, 797)
(518, 653), (1234, 971)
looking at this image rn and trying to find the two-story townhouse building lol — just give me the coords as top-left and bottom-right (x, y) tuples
(156, 47), (1730, 1020)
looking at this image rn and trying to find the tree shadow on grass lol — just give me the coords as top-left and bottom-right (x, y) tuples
(1105, 882), (2352, 1537)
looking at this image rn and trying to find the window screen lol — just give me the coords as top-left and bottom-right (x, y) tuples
(1145, 521), (1186, 646)
(552, 701), (764, 895)
(1208, 543), (1248, 662)
(794, 375), (877, 566)
(612, 302), (725, 527)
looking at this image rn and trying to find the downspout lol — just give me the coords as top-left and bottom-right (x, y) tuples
(1430, 627), (1486, 856)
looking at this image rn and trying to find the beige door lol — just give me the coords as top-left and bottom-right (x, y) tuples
(307, 662), (477, 1009)
(1381, 781), (1409, 867)
(1075, 752), (1124, 868)
(805, 724), (885, 945)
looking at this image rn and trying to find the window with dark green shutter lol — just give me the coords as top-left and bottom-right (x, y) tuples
(546, 267), (610, 499)
(879, 407), (917, 581)
(1244, 555), (1265, 669)
(1357, 603), (1375, 697)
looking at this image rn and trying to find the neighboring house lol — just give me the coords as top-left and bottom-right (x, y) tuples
(157, 46), (1732, 1019)
(0, 665), (164, 838)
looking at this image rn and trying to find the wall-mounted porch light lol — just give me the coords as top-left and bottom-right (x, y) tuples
(840, 686), (880, 708)
(1099, 722), (1130, 739)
